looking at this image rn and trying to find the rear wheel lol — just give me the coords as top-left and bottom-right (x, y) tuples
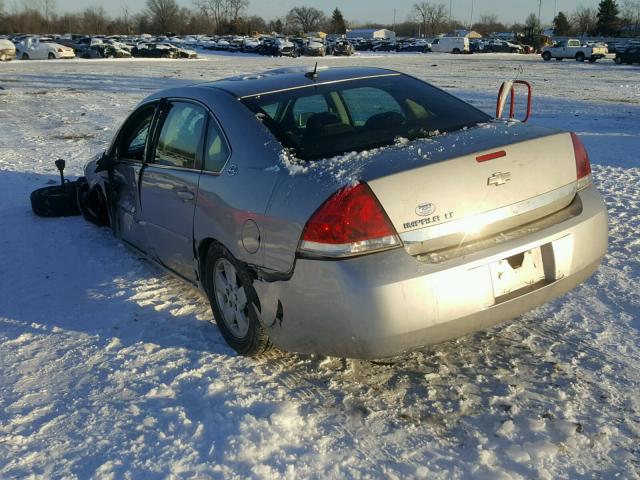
(576, 52), (585, 62)
(614, 57), (622, 64)
(542, 51), (551, 61)
(22, 53), (29, 60)
(48, 52), (55, 59)
(452, 48), (461, 54)
(204, 245), (272, 356)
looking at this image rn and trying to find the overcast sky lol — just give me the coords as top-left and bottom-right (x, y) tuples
(51, 1), (603, 25)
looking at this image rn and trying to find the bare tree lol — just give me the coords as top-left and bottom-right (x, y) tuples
(412, 2), (448, 36)
(286, 6), (326, 33)
(226, 0), (248, 24)
(40, 0), (54, 27)
(571, 5), (598, 35)
(621, 0), (640, 32)
(146, 0), (180, 33)
(82, 7), (108, 34)
(122, 6), (130, 34)
(473, 13), (506, 35)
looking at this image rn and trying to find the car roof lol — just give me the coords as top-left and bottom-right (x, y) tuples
(201, 66), (401, 99)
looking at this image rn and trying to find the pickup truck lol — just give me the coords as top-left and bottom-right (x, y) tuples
(541, 39), (608, 62)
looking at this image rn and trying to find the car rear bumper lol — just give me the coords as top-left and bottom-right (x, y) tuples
(254, 185), (607, 359)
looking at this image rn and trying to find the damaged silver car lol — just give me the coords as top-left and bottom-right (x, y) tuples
(74, 66), (607, 359)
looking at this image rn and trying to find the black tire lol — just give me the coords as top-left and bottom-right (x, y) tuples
(77, 179), (110, 226)
(204, 244), (272, 356)
(31, 183), (82, 217)
(576, 52), (585, 62)
(22, 53), (29, 60)
(542, 52), (551, 61)
(452, 48), (461, 54)
(48, 52), (55, 59)
(614, 57), (622, 64)
(588, 57), (596, 63)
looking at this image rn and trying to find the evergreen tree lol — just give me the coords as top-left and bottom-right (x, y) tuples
(596, 0), (621, 35)
(330, 7), (347, 34)
(553, 11), (570, 35)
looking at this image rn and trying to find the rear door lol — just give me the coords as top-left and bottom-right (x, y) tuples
(139, 99), (207, 281)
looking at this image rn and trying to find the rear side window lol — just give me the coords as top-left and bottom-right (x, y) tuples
(292, 94), (329, 128)
(204, 118), (230, 173)
(341, 87), (404, 126)
(154, 102), (206, 169)
(241, 74), (490, 161)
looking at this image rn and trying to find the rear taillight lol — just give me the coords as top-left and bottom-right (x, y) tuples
(570, 132), (592, 190)
(299, 182), (401, 258)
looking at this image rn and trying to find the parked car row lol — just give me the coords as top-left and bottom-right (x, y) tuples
(538, 38), (639, 65)
(1, 35), (199, 60)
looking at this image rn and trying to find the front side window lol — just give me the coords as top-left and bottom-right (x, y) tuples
(241, 74), (490, 161)
(154, 102), (206, 169)
(118, 104), (156, 161)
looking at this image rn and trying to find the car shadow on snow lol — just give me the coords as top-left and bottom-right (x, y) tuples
(0, 169), (228, 356)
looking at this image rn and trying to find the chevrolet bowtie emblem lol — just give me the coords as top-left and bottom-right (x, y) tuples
(487, 172), (511, 186)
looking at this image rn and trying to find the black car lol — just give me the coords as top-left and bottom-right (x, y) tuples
(371, 41), (397, 52)
(483, 40), (523, 53)
(333, 40), (354, 56)
(132, 43), (177, 59)
(396, 42), (430, 53)
(78, 44), (131, 59)
(615, 46), (640, 65)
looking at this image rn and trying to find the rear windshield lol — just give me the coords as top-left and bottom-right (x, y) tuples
(241, 74), (491, 160)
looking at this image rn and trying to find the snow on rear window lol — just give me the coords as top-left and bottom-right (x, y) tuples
(241, 74), (490, 161)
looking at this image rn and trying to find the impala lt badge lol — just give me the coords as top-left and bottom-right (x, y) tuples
(415, 202), (436, 216)
(487, 171), (511, 186)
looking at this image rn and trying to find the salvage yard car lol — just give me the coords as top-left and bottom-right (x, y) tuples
(541, 39), (608, 62)
(0, 38), (16, 61)
(614, 46), (640, 65)
(16, 36), (75, 60)
(58, 66), (607, 359)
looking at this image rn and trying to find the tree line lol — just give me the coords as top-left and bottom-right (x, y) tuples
(0, 0), (638, 37)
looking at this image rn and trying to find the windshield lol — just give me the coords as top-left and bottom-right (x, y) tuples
(241, 74), (491, 161)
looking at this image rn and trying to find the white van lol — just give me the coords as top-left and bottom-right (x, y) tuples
(430, 37), (469, 54)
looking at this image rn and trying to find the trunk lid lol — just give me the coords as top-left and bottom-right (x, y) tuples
(358, 123), (578, 256)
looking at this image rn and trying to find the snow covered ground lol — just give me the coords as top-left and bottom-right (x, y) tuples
(0, 52), (638, 478)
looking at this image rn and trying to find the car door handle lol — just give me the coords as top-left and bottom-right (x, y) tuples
(176, 189), (195, 202)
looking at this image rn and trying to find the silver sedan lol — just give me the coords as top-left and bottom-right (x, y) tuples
(82, 66), (608, 359)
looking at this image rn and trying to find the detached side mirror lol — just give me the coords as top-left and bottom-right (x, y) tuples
(496, 80), (533, 123)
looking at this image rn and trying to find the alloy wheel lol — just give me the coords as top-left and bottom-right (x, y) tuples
(213, 258), (250, 338)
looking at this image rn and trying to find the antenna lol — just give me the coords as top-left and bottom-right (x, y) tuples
(305, 62), (319, 80)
